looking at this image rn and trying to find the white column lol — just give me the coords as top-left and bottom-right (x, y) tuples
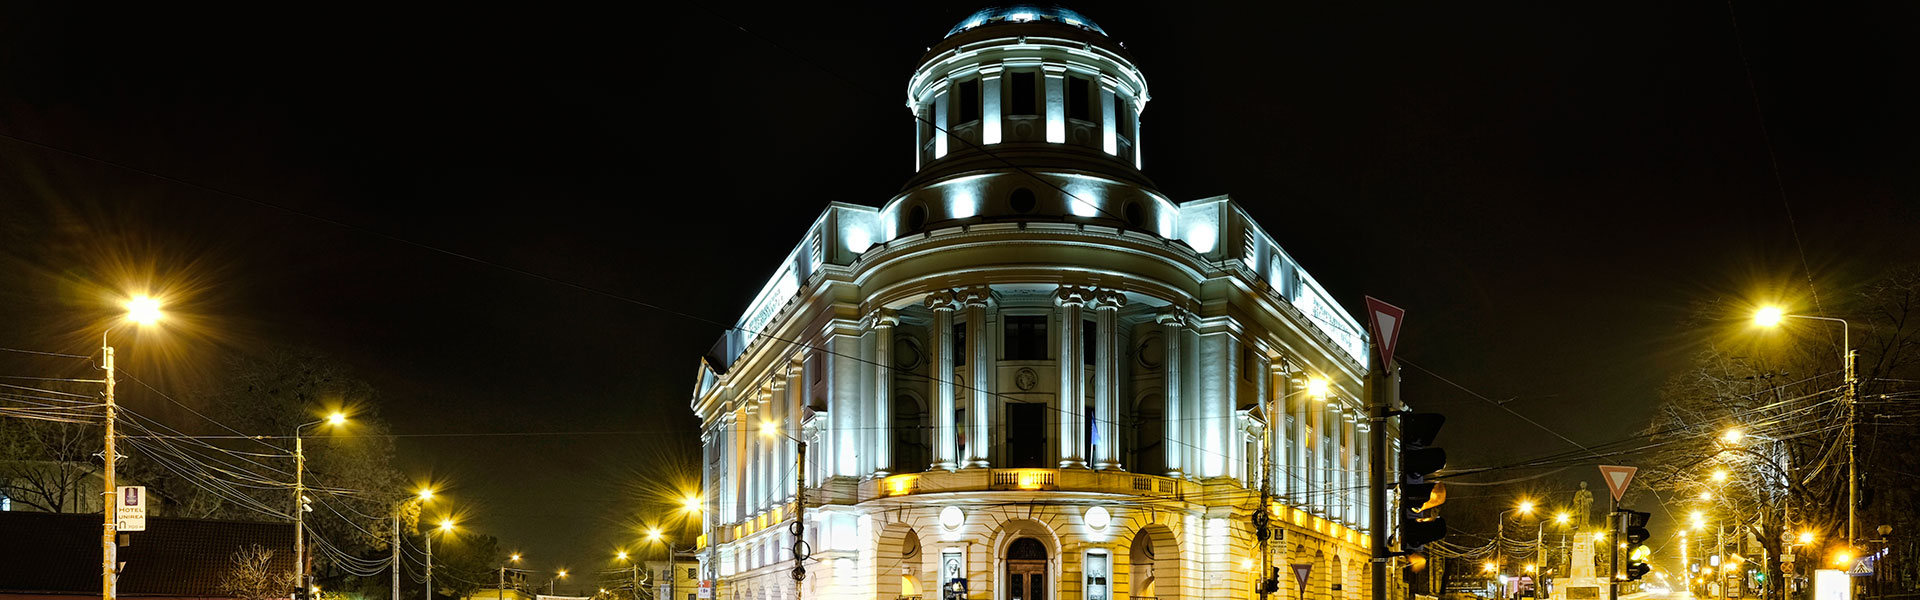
(1100, 77), (1118, 155)
(1294, 373), (1310, 502)
(1356, 420), (1370, 531)
(927, 290), (961, 471)
(1043, 65), (1067, 143)
(933, 84), (951, 158)
(1091, 290), (1126, 470)
(982, 66), (1004, 145)
(787, 362), (804, 496)
(870, 309), (897, 476)
(1055, 286), (1091, 469)
(962, 287), (993, 469)
(1156, 308), (1187, 478)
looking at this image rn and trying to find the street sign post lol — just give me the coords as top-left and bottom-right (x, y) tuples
(1598, 466), (1636, 502)
(115, 486), (146, 532)
(1293, 563), (1313, 600)
(1363, 297), (1406, 368)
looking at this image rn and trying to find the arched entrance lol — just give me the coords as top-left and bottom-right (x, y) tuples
(1006, 537), (1048, 600)
(876, 523), (922, 600)
(1129, 524), (1181, 600)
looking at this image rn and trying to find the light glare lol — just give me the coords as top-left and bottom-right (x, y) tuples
(125, 295), (163, 326)
(1754, 306), (1785, 327)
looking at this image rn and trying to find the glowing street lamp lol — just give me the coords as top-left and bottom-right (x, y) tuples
(1721, 429), (1743, 444)
(1305, 377), (1330, 400)
(426, 517), (457, 600)
(1754, 304), (1858, 541)
(1711, 470), (1728, 483)
(293, 412), (349, 595)
(102, 294), (165, 600)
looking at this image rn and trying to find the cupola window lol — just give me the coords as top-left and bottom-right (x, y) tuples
(1010, 72), (1038, 116)
(1067, 76), (1092, 122)
(957, 79), (981, 123)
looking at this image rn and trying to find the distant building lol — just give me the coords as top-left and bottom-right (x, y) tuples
(692, 5), (1382, 600)
(0, 511), (292, 600)
(643, 552), (700, 600)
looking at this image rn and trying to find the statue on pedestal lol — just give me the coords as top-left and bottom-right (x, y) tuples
(1572, 481), (1594, 530)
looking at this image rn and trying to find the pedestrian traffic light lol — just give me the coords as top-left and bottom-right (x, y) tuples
(1399, 412), (1448, 554)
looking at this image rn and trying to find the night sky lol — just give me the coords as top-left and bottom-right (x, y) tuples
(2, 2), (1914, 585)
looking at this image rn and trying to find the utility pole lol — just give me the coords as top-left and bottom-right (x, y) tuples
(101, 344), (117, 600)
(393, 511), (401, 600)
(1844, 344), (1856, 544)
(794, 439), (806, 600)
(1368, 349), (1388, 600)
(425, 530), (433, 600)
(295, 436), (305, 598)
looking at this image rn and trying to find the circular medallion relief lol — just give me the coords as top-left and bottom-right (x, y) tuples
(1014, 367), (1038, 391)
(894, 336), (923, 370)
(1136, 333), (1164, 369)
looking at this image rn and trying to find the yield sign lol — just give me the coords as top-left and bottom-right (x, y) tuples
(1598, 465), (1638, 502)
(1292, 563), (1313, 587)
(1364, 296), (1406, 368)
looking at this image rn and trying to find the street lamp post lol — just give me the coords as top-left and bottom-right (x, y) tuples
(499, 554), (522, 600)
(292, 413), (347, 597)
(617, 551), (639, 600)
(648, 528), (697, 600)
(395, 489), (435, 600)
(1754, 307), (1856, 543)
(102, 295), (162, 600)
(427, 518), (455, 600)
(1497, 501), (1537, 578)
(549, 570), (568, 595)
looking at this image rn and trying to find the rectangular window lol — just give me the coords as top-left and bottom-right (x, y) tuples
(1004, 315), (1048, 360)
(958, 79), (981, 122)
(1082, 321), (1097, 365)
(1067, 76), (1091, 121)
(1118, 98), (1135, 139)
(954, 323), (967, 366)
(1011, 72), (1037, 116)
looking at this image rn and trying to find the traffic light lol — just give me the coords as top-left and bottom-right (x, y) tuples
(1399, 412), (1448, 555)
(1259, 568), (1280, 595)
(1623, 510), (1652, 581)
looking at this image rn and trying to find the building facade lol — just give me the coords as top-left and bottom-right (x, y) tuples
(691, 6), (1386, 600)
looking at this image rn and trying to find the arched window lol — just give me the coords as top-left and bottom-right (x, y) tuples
(1008, 537), (1047, 560)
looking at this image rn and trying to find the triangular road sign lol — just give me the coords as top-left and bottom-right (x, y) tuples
(1598, 465), (1637, 502)
(1364, 296), (1406, 368)
(1292, 563), (1313, 587)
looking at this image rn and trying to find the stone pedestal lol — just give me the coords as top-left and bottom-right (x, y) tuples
(1572, 540), (1596, 579)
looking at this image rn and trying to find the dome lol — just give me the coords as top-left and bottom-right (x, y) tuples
(945, 4), (1107, 38)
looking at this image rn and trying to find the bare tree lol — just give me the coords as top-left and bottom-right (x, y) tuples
(0, 417), (102, 513)
(221, 544), (295, 600)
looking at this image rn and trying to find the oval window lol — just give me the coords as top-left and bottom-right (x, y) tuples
(907, 205), (928, 231)
(1009, 188), (1037, 213)
(1124, 202), (1145, 229)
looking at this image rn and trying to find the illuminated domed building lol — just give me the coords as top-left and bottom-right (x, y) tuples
(691, 5), (1380, 600)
